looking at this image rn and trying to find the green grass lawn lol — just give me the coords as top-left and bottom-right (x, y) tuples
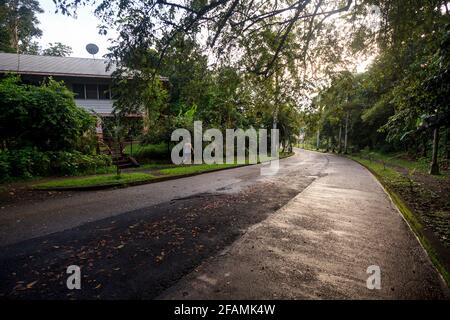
(33, 164), (240, 189)
(34, 172), (154, 189)
(32, 151), (294, 190)
(156, 152), (293, 176)
(355, 151), (450, 180)
(158, 163), (238, 176)
(301, 143), (449, 179)
(359, 151), (429, 171)
(348, 155), (405, 184)
(127, 163), (175, 171)
(124, 142), (168, 159)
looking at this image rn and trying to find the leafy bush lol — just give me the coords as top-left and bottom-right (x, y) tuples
(7, 148), (51, 178)
(0, 75), (95, 151)
(0, 152), (10, 181)
(0, 149), (112, 182)
(0, 75), (106, 182)
(50, 151), (112, 175)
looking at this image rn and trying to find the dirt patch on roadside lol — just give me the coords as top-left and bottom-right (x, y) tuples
(378, 164), (450, 283)
(392, 168), (450, 249)
(0, 181), (302, 299)
(358, 156), (450, 250)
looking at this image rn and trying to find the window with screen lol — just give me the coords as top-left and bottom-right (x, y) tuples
(98, 84), (111, 100)
(85, 84), (98, 99)
(72, 84), (85, 99)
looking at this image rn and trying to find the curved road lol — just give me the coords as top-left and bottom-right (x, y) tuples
(0, 149), (448, 299)
(0, 148), (325, 246)
(160, 149), (450, 299)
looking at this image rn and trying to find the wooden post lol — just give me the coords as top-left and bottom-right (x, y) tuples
(430, 127), (440, 175)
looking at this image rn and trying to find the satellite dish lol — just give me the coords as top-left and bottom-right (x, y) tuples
(86, 43), (99, 58)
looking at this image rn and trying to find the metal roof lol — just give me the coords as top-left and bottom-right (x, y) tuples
(0, 52), (116, 78)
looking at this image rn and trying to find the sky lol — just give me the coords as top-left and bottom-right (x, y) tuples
(37, 0), (116, 58)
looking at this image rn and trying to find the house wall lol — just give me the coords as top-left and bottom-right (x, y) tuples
(19, 74), (114, 115)
(75, 99), (114, 115)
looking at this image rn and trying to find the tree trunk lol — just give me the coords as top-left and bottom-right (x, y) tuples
(429, 127), (440, 175)
(338, 125), (342, 153)
(344, 112), (349, 154)
(316, 129), (320, 150)
(445, 128), (450, 160)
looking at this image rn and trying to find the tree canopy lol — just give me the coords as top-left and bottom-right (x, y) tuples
(42, 42), (73, 56)
(0, 0), (43, 53)
(49, 0), (450, 172)
(305, 1), (449, 173)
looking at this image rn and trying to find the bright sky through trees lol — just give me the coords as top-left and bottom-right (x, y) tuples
(37, 0), (115, 58)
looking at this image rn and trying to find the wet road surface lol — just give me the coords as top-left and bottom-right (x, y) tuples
(0, 149), (448, 299)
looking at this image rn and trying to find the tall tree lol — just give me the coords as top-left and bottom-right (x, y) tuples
(0, 0), (43, 53)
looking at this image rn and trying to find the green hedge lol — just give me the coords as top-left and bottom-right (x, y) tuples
(0, 148), (112, 181)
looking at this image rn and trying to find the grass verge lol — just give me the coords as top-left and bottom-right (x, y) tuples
(33, 152), (295, 191)
(33, 173), (154, 189)
(158, 163), (238, 176)
(352, 150), (449, 180)
(349, 155), (450, 287)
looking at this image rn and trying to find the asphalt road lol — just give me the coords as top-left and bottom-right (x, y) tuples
(0, 150), (321, 246)
(0, 149), (448, 299)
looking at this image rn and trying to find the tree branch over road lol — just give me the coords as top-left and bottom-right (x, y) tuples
(53, 0), (353, 75)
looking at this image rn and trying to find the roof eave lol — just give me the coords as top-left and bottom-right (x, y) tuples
(0, 70), (112, 78)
